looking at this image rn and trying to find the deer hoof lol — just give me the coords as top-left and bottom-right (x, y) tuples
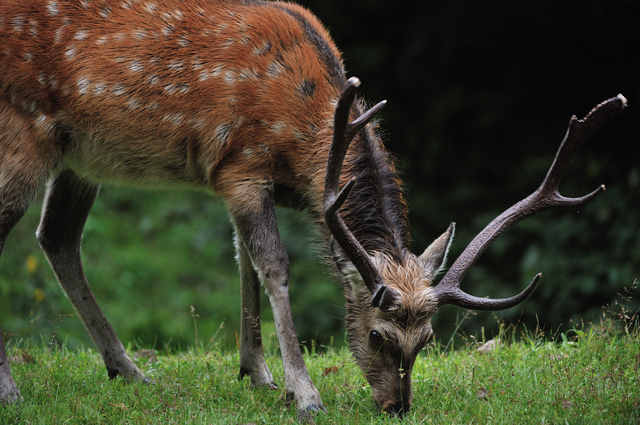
(285, 391), (326, 413)
(239, 366), (277, 389)
(296, 404), (326, 423)
(0, 387), (21, 406)
(106, 365), (149, 384)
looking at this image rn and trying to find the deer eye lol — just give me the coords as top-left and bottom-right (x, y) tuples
(369, 330), (384, 345)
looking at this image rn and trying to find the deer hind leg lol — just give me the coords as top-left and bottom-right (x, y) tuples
(36, 169), (148, 383)
(227, 183), (325, 413)
(0, 324), (21, 404)
(235, 231), (276, 388)
(0, 103), (64, 403)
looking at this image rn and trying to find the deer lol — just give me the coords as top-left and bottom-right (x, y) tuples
(0, 0), (626, 417)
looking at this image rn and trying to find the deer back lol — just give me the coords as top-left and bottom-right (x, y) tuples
(0, 0), (345, 200)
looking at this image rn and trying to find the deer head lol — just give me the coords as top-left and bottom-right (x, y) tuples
(325, 77), (627, 416)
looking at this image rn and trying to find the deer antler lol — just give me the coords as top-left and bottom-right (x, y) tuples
(432, 94), (628, 310)
(323, 77), (391, 308)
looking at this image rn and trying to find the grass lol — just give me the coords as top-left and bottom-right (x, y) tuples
(1, 306), (639, 424)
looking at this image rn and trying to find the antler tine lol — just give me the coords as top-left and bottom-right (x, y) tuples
(432, 94), (627, 311)
(324, 77), (390, 307)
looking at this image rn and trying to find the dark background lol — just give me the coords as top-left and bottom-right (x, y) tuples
(1, 0), (638, 351)
(301, 0), (640, 340)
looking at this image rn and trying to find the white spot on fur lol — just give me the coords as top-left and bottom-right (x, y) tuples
(178, 83), (189, 94)
(65, 45), (76, 59)
(13, 15), (24, 32)
(270, 121), (286, 134)
(144, 2), (157, 13)
(167, 60), (184, 71)
(133, 29), (146, 39)
(93, 82), (107, 95)
(37, 72), (46, 86)
(74, 30), (88, 40)
(127, 98), (141, 110)
(198, 70), (209, 82)
(99, 7), (112, 18)
(192, 56), (203, 70)
(162, 112), (184, 126)
(147, 75), (160, 85)
(266, 60), (284, 78)
(221, 38), (234, 49)
(145, 102), (159, 111)
(214, 24), (228, 36)
(96, 35), (108, 44)
(164, 84), (176, 94)
(223, 70), (235, 85)
(54, 26), (65, 44)
(47, 1), (60, 16)
(23, 51), (33, 62)
(77, 77), (90, 95)
(243, 148), (254, 156)
(178, 35), (189, 47)
(129, 60), (144, 72)
(35, 114), (55, 134)
(211, 64), (224, 77)
(252, 40), (271, 56)
(214, 123), (231, 145)
(162, 24), (174, 36)
(112, 84), (126, 96)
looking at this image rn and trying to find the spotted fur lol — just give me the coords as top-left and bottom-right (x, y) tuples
(0, 0), (449, 416)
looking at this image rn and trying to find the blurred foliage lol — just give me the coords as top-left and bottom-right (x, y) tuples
(0, 190), (343, 350)
(1, 0), (638, 350)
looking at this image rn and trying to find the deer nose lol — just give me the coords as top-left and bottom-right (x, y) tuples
(381, 401), (409, 418)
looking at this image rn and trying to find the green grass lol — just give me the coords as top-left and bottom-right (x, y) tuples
(1, 312), (639, 424)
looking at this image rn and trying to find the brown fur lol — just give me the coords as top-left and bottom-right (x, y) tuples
(0, 0), (445, 415)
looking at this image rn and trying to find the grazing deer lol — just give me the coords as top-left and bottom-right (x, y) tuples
(0, 0), (626, 416)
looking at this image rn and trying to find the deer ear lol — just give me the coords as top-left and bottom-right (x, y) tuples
(332, 239), (402, 311)
(371, 285), (401, 312)
(419, 223), (455, 281)
(331, 238), (366, 290)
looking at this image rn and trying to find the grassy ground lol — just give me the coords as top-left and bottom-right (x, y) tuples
(1, 310), (638, 424)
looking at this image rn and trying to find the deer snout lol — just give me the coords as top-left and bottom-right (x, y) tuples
(380, 400), (410, 418)
(375, 378), (412, 418)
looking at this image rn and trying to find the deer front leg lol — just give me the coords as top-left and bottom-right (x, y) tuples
(235, 232), (277, 388)
(228, 184), (325, 413)
(36, 169), (148, 383)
